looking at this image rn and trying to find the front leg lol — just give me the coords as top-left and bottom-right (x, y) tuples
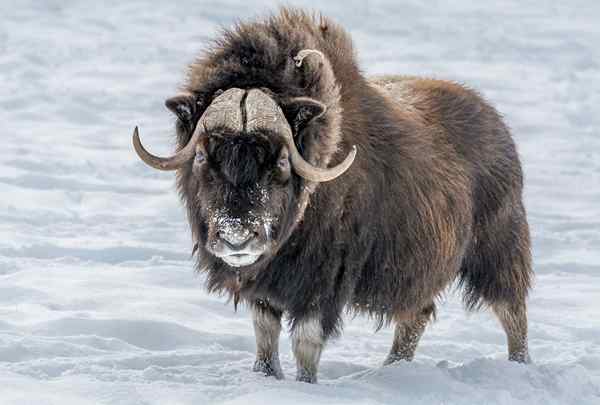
(252, 301), (284, 379)
(291, 316), (325, 383)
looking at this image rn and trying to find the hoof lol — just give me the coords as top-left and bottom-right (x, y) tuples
(296, 373), (317, 384)
(509, 352), (532, 364)
(253, 359), (284, 380)
(296, 367), (317, 383)
(383, 353), (411, 366)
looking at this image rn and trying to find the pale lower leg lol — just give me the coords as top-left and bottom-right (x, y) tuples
(291, 317), (325, 383)
(384, 305), (434, 365)
(493, 301), (531, 363)
(252, 303), (284, 379)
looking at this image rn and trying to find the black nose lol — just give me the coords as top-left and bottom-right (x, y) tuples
(218, 230), (258, 250)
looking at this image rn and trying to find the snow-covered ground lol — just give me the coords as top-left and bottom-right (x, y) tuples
(1, 1), (599, 403)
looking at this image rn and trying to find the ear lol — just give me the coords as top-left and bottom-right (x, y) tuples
(281, 97), (327, 134)
(165, 93), (197, 127)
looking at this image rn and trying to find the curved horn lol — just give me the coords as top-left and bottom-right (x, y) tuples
(132, 125), (202, 171)
(293, 49), (325, 68)
(245, 89), (356, 182)
(132, 88), (246, 171)
(286, 141), (356, 182)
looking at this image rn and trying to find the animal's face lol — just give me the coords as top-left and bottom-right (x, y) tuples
(132, 87), (355, 269)
(192, 127), (293, 267)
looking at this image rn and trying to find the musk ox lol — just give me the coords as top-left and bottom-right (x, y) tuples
(132, 8), (533, 383)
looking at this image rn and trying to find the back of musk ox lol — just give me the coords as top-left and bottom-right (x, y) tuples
(132, 8), (533, 382)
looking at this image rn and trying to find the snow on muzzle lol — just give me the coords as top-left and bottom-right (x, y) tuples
(209, 213), (271, 268)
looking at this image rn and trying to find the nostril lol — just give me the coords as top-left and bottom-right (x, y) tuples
(219, 230), (255, 250)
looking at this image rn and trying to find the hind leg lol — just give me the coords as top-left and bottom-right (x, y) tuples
(462, 209), (533, 363)
(492, 301), (531, 363)
(383, 304), (435, 365)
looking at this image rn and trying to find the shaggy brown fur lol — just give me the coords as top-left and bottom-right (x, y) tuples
(167, 8), (533, 381)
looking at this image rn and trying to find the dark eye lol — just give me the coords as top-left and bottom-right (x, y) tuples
(272, 146), (290, 183)
(278, 155), (289, 171)
(194, 144), (205, 164)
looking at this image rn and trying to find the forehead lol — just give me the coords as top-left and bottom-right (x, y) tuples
(207, 130), (280, 187)
(207, 127), (280, 156)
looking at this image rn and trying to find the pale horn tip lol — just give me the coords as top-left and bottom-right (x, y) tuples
(345, 145), (358, 167)
(132, 126), (140, 142)
(131, 126), (145, 160)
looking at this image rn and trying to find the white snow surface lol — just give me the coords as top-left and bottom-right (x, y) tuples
(1, 1), (599, 404)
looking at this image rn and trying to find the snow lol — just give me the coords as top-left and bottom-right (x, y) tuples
(1, 1), (599, 404)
